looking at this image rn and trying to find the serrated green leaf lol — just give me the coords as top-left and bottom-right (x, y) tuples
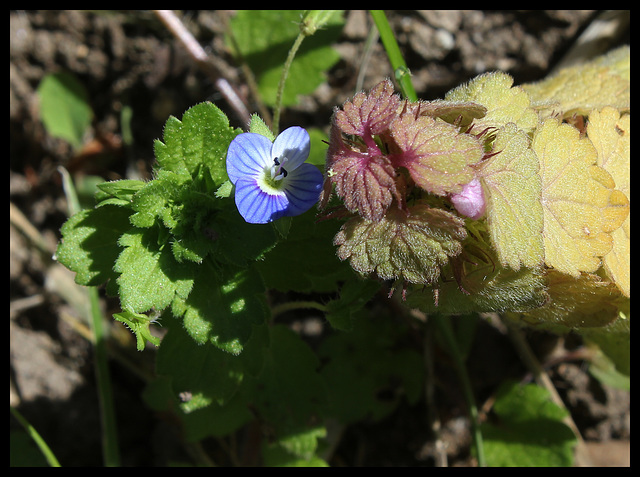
(156, 319), (246, 410)
(481, 381), (577, 467)
(37, 71), (93, 149)
(95, 179), (146, 206)
(479, 123), (544, 270)
(112, 310), (160, 351)
(334, 205), (466, 285)
(243, 325), (327, 458)
(324, 279), (380, 331)
(249, 113), (275, 141)
(114, 227), (194, 313)
(256, 208), (351, 293)
(318, 314), (424, 424)
(56, 205), (133, 288)
(445, 71), (538, 133)
(173, 264), (267, 354)
(228, 10), (344, 106)
(153, 102), (241, 186)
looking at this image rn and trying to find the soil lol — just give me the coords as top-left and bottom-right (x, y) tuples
(10, 10), (629, 467)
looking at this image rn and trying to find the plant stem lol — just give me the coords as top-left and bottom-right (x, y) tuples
(270, 300), (328, 320)
(273, 31), (306, 135)
(369, 10), (418, 102)
(59, 167), (120, 466)
(431, 314), (486, 467)
(10, 406), (61, 467)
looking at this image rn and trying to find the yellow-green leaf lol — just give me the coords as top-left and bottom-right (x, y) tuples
(522, 45), (630, 117)
(334, 205), (466, 285)
(444, 72), (538, 132)
(533, 119), (629, 277)
(520, 271), (622, 329)
(479, 123), (544, 270)
(587, 107), (630, 296)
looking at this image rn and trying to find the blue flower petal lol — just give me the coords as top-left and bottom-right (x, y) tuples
(226, 133), (273, 185)
(234, 177), (288, 224)
(271, 127), (310, 172)
(282, 163), (324, 216)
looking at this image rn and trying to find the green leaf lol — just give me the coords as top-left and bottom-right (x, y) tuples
(481, 381), (577, 467)
(114, 227), (194, 313)
(249, 113), (275, 141)
(112, 310), (160, 351)
(56, 205), (133, 289)
(172, 264), (267, 354)
(95, 179), (146, 207)
(37, 71), (93, 149)
(256, 208), (351, 293)
(228, 10), (344, 106)
(318, 314), (424, 424)
(153, 102), (241, 186)
(406, 258), (548, 315)
(479, 123), (544, 270)
(243, 325), (327, 459)
(324, 279), (380, 331)
(334, 205), (467, 286)
(445, 71), (538, 132)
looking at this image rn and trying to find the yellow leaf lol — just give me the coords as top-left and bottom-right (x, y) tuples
(533, 119), (629, 276)
(587, 107), (630, 296)
(520, 271), (622, 329)
(479, 123), (544, 270)
(522, 46), (630, 117)
(445, 72), (538, 132)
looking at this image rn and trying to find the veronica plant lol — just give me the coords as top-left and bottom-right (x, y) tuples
(227, 126), (323, 224)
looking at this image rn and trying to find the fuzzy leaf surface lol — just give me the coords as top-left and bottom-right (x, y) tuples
(153, 102), (241, 186)
(522, 46), (630, 117)
(533, 119), (629, 276)
(389, 114), (484, 196)
(587, 107), (630, 296)
(479, 123), (544, 270)
(445, 72), (538, 132)
(334, 205), (466, 285)
(171, 264), (267, 355)
(114, 227), (194, 314)
(56, 205), (133, 288)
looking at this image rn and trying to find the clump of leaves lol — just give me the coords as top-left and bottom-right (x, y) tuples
(322, 47), (630, 364)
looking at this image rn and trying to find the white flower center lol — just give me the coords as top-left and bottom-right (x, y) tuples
(270, 155), (289, 181)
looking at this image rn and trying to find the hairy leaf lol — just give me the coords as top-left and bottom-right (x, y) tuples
(114, 228), (194, 314)
(522, 46), (630, 117)
(334, 78), (400, 136)
(587, 107), (630, 296)
(519, 271), (622, 330)
(334, 205), (466, 285)
(153, 102), (241, 187)
(389, 114), (484, 196)
(56, 205), (133, 289)
(172, 264), (267, 355)
(445, 72), (538, 132)
(533, 119), (629, 276)
(326, 122), (399, 221)
(479, 123), (544, 270)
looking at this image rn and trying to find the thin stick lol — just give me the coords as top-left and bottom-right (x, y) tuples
(154, 10), (251, 125)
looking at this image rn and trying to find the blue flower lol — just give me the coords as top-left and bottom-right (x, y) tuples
(226, 126), (323, 224)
